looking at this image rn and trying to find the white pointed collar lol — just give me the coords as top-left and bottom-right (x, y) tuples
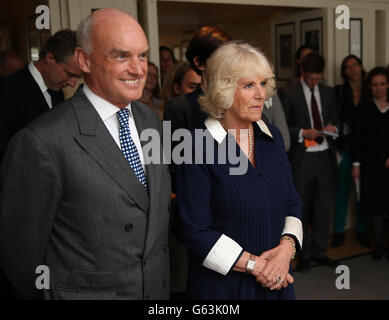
(204, 116), (273, 144)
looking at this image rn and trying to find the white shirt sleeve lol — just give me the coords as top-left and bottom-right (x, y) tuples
(202, 234), (243, 276)
(282, 216), (303, 249)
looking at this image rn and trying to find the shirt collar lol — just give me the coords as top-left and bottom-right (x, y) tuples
(301, 78), (318, 93)
(28, 62), (48, 94)
(264, 96), (273, 110)
(373, 99), (389, 113)
(82, 83), (133, 121)
(204, 116), (273, 144)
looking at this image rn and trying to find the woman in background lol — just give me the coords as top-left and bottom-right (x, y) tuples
(331, 55), (370, 248)
(160, 46), (176, 84)
(160, 61), (201, 106)
(139, 62), (163, 120)
(352, 67), (389, 260)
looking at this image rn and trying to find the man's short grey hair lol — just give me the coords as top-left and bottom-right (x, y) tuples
(77, 14), (95, 54)
(198, 41), (276, 119)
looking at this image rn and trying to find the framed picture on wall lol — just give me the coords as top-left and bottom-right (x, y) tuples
(275, 22), (295, 81)
(349, 18), (362, 60)
(300, 18), (323, 55)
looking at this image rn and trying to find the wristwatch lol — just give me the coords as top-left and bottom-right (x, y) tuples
(245, 254), (256, 274)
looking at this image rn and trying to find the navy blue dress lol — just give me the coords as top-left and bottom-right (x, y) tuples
(175, 120), (302, 300)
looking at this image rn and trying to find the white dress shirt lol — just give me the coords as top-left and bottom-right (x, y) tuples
(299, 79), (330, 152)
(28, 62), (53, 109)
(82, 83), (145, 172)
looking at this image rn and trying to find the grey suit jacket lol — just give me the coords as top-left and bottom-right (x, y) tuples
(0, 89), (171, 300)
(281, 82), (340, 169)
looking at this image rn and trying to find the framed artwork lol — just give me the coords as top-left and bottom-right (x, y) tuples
(349, 18), (362, 60)
(275, 22), (295, 81)
(300, 18), (323, 55)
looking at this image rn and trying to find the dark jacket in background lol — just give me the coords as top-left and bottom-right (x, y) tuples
(0, 65), (64, 163)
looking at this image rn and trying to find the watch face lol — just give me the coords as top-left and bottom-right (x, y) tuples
(247, 260), (256, 270)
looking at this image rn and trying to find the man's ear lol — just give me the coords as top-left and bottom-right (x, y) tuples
(194, 56), (205, 72)
(173, 82), (180, 96)
(44, 52), (56, 65)
(75, 47), (91, 73)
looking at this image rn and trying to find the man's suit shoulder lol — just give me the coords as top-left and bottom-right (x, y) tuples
(133, 100), (161, 130)
(282, 82), (302, 97)
(24, 98), (76, 136)
(319, 82), (334, 93)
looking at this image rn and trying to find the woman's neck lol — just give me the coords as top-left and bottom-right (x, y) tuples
(349, 79), (362, 91)
(220, 114), (251, 141)
(374, 95), (388, 106)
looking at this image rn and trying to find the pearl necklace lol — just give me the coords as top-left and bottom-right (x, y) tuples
(218, 119), (254, 158)
(248, 127), (253, 159)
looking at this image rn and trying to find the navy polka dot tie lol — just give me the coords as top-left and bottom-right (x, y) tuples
(117, 108), (148, 191)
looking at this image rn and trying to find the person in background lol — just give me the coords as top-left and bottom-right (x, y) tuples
(160, 61), (201, 106)
(160, 46), (176, 84)
(164, 26), (233, 141)
(160, 61), (200, 299)
(139, 61), (163, 120)
(0, 50), (24, 78)
(175, 41), (302, 300)
(0, 30), (82, 164)
(352, 67), (389, 260)
(281, 52), (340, 272)
(331, 55), (370, 248)
(294, 45), (314, 80)
(278, 45), (314, 102)
(262, 93), (291, 151)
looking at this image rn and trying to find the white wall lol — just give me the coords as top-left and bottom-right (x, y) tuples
(49, 0), (137, 32)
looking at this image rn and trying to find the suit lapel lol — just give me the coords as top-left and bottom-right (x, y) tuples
(71, 89), (149, 214)
(297, 82), (312, 126)
(131, 101), (162, 215)
(24, 67), (50, 113)
(318, 84), (329, 125)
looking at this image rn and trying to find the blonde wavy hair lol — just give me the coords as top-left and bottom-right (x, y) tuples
(198, 41), (276, 119)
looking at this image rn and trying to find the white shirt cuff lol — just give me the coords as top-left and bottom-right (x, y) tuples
(202, 234), (243, 276)
(282, 216), (303, 249)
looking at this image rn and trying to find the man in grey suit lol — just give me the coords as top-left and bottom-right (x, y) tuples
(0, 9), (171, 300)
(281, 53), (340, 272)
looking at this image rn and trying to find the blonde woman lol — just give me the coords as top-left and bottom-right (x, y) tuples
(175, 42), (302, 300)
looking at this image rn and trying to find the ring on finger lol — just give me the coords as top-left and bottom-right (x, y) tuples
(274, 277), (282, 284)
